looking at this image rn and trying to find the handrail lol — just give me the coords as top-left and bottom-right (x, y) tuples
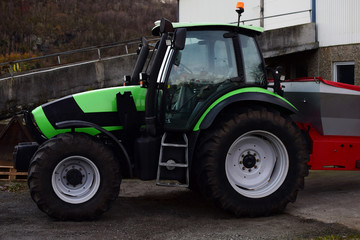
(0, 37), (159, 78)
(233, 9), (312, 25)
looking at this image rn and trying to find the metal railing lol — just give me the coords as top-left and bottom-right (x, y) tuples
(0, 37), (159, 78)
(234, 9), (312, 26)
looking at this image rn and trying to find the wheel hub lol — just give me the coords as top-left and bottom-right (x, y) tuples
(225, 131), (289, 198)
(242, 154), (256, 169)
(66, 169), (83, 187)
(52, 156), (101, 204)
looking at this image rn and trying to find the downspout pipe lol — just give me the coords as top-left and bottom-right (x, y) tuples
(311, 0), (316, 23)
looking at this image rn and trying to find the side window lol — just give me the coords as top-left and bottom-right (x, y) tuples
(165, 30), (238, 130)
(213, 40), (237, 81)
(239, 35), (266, 85)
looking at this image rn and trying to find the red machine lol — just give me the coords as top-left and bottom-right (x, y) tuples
(282, 77), (360, 170)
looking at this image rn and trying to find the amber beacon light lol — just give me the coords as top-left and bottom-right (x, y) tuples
(236, 2), (244, 12)
(236, 2), (244, 27)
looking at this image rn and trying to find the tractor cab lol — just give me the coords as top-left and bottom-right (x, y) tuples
(160, 24), (266, 130)
(141, 19), (268, 135)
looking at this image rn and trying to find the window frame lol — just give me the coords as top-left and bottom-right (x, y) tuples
(333, 61), (355, 84)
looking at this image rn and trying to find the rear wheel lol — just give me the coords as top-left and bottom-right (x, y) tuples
(28, 133), (121, 220)
(197, 106), (308, 217)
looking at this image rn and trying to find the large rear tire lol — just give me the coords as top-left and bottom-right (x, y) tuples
(28, 133), (121, 220)
(197, 106), (308, 217)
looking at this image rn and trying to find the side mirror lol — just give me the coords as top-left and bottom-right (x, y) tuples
(173, 28), (186, 50)
(267, 66), (284, 96)
(275, 66), (285, 81)
(160, 18), (173, 34)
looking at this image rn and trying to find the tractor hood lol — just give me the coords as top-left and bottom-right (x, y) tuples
(31, 85), (147, 139)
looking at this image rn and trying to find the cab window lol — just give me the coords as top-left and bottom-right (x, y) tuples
(239, 34), (266, 85)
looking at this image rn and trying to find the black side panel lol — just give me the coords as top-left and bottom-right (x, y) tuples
(134, 136), (161, 180)
(116, 92), (144, 132)
(42, 96), (120, 129)
(199, 92), (297, 130)
(116, 91), (145, 161)
(13, 142), (39, 171)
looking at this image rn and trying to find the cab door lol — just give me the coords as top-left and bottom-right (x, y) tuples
(163, 30), (239, 131)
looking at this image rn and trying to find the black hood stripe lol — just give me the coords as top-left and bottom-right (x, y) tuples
(42, 96), (122, 129)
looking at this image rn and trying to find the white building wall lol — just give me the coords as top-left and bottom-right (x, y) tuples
(178, 0), (257, 24)
(179, 0), (360, 46)
(179, 0), (311, 30)
(316, 0), (360, 47)
(262, 0), (311, 30)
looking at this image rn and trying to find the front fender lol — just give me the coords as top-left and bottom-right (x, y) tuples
(193, 87), (297, 131)
(56, 120), (132, 178)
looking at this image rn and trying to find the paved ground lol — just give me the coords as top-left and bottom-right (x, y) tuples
(287, 170), (360, 231)
(1, 170), (360, 239)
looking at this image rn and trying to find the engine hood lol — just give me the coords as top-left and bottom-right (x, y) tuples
(31, 85), (147, 139)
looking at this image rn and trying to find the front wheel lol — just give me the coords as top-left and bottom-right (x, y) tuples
(197, 107), (309, 217)
(28, 133), (121, 220)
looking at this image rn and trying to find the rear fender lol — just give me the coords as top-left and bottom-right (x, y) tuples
(194, 88), (297, 131)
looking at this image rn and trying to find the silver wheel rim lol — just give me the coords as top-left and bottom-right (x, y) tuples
(225, 130), (289, 198)
(52, 156), (100, 204)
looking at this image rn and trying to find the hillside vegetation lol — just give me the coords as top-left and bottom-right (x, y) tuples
(0, 0), (177, 62)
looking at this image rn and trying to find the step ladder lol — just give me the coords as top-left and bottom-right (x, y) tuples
(156, 132), (189, 187)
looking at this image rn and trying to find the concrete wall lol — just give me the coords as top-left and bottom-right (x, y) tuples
(258, 23), (318, 58)
(0, 54), (137, 119)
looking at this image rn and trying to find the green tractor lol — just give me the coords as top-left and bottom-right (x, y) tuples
(14, 7), (308, 220)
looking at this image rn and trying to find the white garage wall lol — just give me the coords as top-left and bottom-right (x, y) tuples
(179, 0), (311, 30)
(179, 0), (260, 24)
(316, 0), (360, 47)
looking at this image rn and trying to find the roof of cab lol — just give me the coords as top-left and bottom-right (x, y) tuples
(152, 22), (264, 36)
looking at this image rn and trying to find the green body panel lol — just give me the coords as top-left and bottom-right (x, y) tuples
(73, 85), (146, 112)
(193, 87), (296, 131)
(32, 85), (146, 139)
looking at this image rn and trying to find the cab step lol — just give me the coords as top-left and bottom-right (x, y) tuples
(156, 132), (189, 187)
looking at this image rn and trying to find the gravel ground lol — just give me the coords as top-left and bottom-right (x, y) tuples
(1, 174), (360, 240)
